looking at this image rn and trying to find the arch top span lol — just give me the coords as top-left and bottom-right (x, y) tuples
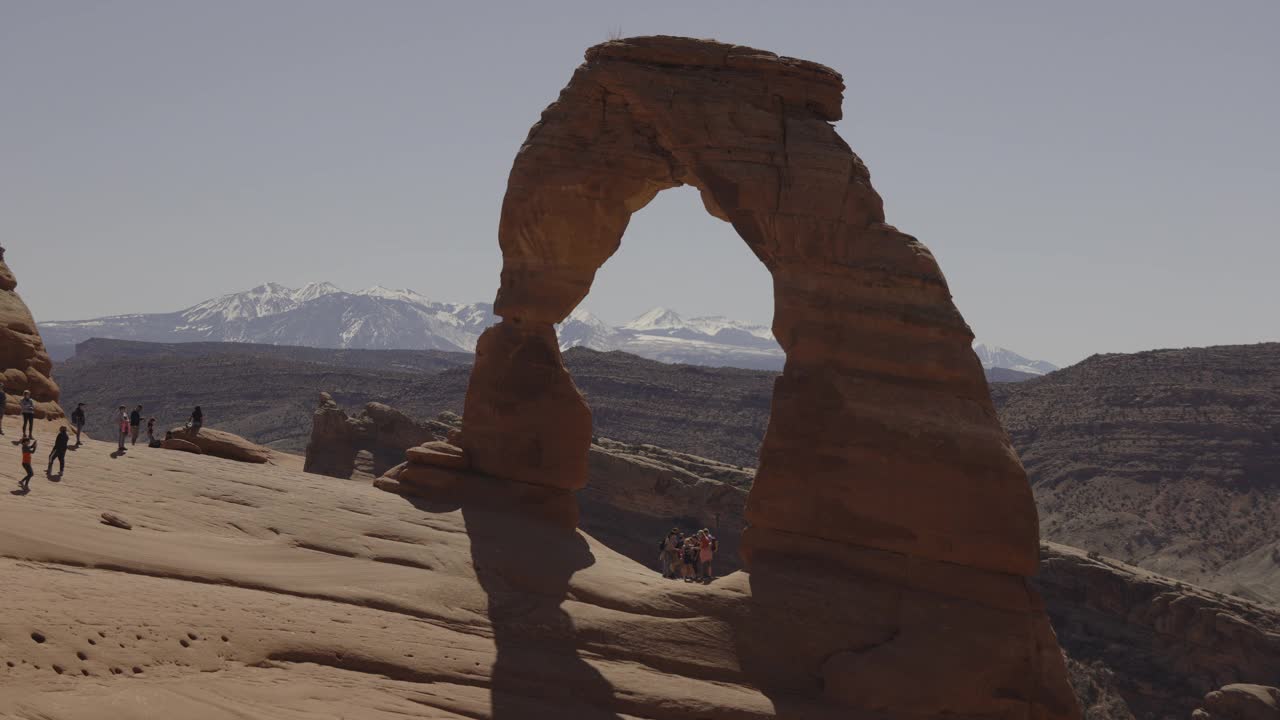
(461, 35), (1039, 581)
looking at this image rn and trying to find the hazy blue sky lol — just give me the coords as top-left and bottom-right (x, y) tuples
(3, 1), (1277, 366)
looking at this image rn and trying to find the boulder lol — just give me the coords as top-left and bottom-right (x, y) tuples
(0, 252), (64, 419)
(167, 427), (270, 464)
(99, 512), (132, 530)
(1196, 685), (1280, 720)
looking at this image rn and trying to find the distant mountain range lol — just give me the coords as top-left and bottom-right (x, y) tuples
(39, 282), (1058, 375)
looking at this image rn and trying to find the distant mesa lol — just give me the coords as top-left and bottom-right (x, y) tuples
(0, 250), (64, 419)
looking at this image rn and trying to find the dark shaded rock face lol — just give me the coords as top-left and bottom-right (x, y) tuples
(579, 438), (752, 575)
(302, 393), (454, 479)
(1035, 543), (1280, 720)
(993, 343), (1280, 604)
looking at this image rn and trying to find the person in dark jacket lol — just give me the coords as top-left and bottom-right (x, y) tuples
(129, 405), (143, 446)
(189, 406), (203, 434)
(70, 403), (86, 446)
(47, 426), (69, 475)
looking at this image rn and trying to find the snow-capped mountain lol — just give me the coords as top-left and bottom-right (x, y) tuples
(41, 283), (496, 355)
(39, 282), (1058, 375)
(557, 307), (783, 369)
(972, 343), (1058, 376)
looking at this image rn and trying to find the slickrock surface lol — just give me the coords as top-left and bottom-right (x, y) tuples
(993, 343), (1280, 604)
(0, 254), (63, 419)
(450, 35), (1075, 718)
(1036, 542), (1280, 719)
(0, 421), (1043, 718)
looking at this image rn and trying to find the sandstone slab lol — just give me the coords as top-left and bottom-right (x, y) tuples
(168, 427), (271, 464)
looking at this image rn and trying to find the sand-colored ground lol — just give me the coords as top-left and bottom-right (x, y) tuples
(0, 420), (805, 719)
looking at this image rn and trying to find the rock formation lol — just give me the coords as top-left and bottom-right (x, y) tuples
(425, 35), (1077, 718)
(303, 393), (456, 479)
(0, 251), (63, 419)
(1036, 543), (1280, 719)
(166, 427), (272, 464)
(1195, 685), (1280, 720)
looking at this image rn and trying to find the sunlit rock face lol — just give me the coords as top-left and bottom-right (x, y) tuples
(0, 251), (64, 419)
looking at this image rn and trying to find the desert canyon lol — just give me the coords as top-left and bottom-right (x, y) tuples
(3, 35), (1278, 720)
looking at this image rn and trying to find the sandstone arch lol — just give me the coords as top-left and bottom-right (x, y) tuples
(459, 35), (1038, 577)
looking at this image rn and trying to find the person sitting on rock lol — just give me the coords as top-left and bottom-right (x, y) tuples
(188, 406), (203, 434)
(47, 426), (69, 476)
(19, 391), (36, 439)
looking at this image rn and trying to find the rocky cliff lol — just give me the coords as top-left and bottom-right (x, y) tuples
(1036, 542), (1280, 720)
(0, 251), (63, 419)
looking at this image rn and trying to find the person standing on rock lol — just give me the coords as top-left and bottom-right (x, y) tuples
(115, 405), (129, 452)
(698, 529), (716, 582)
(129, 405), (143, 446)
(47, 426), (69, 476)
(19, 391), (36, 439)
(19, 436), (36, 491)
(189, 406), (203, 434)
(70, 403), (86, 446)
(664, 529), (682, 580)
(146, 416), (156, 445)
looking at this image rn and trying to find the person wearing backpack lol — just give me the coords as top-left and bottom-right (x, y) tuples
(19, 391), (36, 439)
(70, 403), (87, 446)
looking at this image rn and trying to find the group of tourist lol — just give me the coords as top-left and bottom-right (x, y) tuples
(658, 527), (718, 582)
(3, 383), (206, 492)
